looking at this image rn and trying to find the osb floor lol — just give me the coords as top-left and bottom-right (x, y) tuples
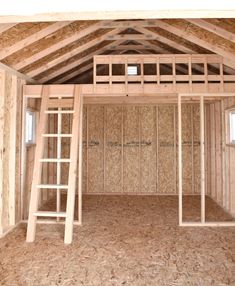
(0, 195), (235, 286)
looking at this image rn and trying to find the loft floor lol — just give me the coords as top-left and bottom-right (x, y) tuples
(0, 195), (234, 285)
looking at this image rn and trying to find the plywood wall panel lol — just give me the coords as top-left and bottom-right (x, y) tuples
(105, 106), (122, 193)
(82, 106), (87, 193)
(181, 104), (192, 194)
(140, 106), (157, 193)
(158, 106), (175, 193)
(88, 106), (104, 193)
(193, 104), (201, 194)
(123, 106), (139, 193)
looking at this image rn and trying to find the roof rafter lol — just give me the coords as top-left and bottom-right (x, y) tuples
(13, 20), (112, 70)
(40, 39), (126, 83)
(186, 19), (235, 43)
(28, 28), (124, 77)
(0, 21), (72, 60)
(154, 20), (235, 69)
(0, 23), (16, 34)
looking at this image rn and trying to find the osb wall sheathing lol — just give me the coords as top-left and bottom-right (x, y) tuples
(88, 106), (104, 193)
(158, 106), (175, 193)
(206, 97), (235, 217)
(105, 106), (122, 193)
(24, 103), (202, 205)
(61, 104), (200, 195)
(140, 107), (157, 193)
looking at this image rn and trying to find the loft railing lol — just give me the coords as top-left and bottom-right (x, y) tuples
(93, 54), (235, 93)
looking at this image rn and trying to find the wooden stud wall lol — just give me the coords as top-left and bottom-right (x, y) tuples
(0, 69), (25, 237)
(37, 103), (201, 196)
(205, 97), (235, 217)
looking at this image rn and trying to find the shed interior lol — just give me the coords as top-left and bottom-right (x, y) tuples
(0, 16), (235, 285)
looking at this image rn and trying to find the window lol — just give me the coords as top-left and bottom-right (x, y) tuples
(127, 65), (137, 76)
(229, 110), (235, 144)
(25, 110), (36, 144)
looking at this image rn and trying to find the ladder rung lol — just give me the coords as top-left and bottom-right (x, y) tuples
(36, 184), (69, 189)
(45, 110), (74, 114)
(39, 158), (71, 163)
(33, 211), (67, 218)
(42, 134), (73, 138)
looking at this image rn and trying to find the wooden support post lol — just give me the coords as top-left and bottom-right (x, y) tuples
(8, 75), (17, 226)
(26, 86), (50, 242)
(20, 92), (27, 221)
(191, 105), (194, 194)
(0, 71), (5, 235)
(138, 106), (141, 193)
(103, 106), (106, 193)
(200, 95), (206, 223)
(86, 106), (89, 193)
(178, 94), (183, 225)
(121, 106), (124, 193)
(78, 95), (83, 224)
(173, 106), (177, 193)
(64, 86), (81, 244)
(155, 106), (159, 192)
(56, 96), (62, 222)
(221, 100), (226, 208)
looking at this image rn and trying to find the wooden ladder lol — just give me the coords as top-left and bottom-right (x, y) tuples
(26, 85), (82, 244)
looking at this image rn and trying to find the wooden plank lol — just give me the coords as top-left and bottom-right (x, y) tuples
(200, 95), (205, 223)
(221, 100), (226, 208)
(78, 95), (83, 224)
(0, 71), (5, 235)
(24, 83), (235, 98)
(20, 92), (27, 220)
(39, 39), (124, 83)
(8, 75), (17, 226)
(154, 20), (235, 70)
(28, 32), (124, 78)
(0, 23), (16, 34)
(134, 26), (195, 54)
(13, 21), (114, 71)
(0, 62), (38, 84)
(64, 85), (81, 244)
(186, 19), (235, 43)
(210, 104), (216, 200)
(26, 86), (50, 242)
(178, 94), (182, 225)
(0, 22), (71, 60)
(215, 101), (222, 204)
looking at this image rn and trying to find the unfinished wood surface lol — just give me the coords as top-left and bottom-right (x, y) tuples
(204, 96), (235, 219)
(1, 195), (234, 285)
(0, 19), (234, 83)
(123, 106), (139, 193)
(64, 86), (82, 244)
(140, 106), (156, 193)
(0, 69), (25, 237)
(105, 106), (122, 193)
(26, 87), (50, 242)
(158, 106), (175, 193)
(88, 106), (104, 193)
(55, 103), (201, 195)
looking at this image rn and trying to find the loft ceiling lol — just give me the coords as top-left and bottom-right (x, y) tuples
(0, 19), (234, 84)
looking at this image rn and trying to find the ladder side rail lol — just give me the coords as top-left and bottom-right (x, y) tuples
(26, 86), (50, 242)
